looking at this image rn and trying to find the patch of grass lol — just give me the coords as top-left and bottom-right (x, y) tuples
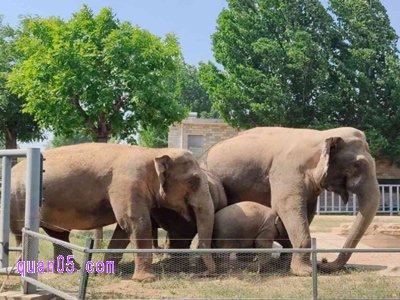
(318, 272), (400, 299)
(2, 217), (399, 299)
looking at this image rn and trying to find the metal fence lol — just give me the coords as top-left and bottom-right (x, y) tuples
(0, 148), (42, 296)
(12, 229), (399, 300)
(317, 184), (400, 215)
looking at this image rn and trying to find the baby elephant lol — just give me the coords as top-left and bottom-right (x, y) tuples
(213, 201), (285, 273)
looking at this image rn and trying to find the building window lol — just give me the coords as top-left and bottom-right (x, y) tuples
(187, 135), (204, 157)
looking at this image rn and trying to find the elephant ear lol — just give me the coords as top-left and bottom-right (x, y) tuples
(154, 155), (173, 197)
(312, 137), (344, 189)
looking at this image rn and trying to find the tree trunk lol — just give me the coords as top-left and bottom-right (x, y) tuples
(93, 124), (110, 248)
(95, 136), (109, 143)
(5, 130), (17, 149)
(5, 129), (18, 166)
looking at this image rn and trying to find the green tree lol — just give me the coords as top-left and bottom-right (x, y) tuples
(178, 63), (219, 118)
(0, 19), (42, 150)
(326, 0), (400, 160)
(49, 132), (93, 148)
(8, 6), (186, 143)
(200, 0), (335, 128)
(201, 0), (400, 162)
(138, 125), (168, 148)
(138, 62), (220, 148)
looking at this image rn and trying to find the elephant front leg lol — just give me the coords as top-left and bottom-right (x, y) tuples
(127, 211), (154, 282)
(254, 230), (275, 273)
(110, 187), (155, 282)
(275, 196), (313, 276)
(104, 223), (130, 273)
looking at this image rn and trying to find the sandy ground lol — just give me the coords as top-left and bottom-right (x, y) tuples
(312, 221), (400, 276)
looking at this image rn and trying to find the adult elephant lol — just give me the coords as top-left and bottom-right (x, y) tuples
(106, 169), (228, 270)
(10, 143), (216, 281)
(151, 169), (228, 249)
(202, 127), (379, 276)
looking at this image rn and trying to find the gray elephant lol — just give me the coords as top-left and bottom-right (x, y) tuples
(213, 201), (285, 273)
(10, 143), (217, 281)
(202, 127), (379, 275)
(152, 169), (227, 248)
(108, 169), (228, 271)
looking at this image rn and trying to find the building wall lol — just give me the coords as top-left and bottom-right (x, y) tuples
(168, 120), (239, 157)
(375, 159), (400, 180)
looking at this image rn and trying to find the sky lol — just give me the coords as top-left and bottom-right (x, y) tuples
(1, 0), (399, 148)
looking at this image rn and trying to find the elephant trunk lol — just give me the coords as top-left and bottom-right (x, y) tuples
(319, 175), (379, 272)
(190, 177), (216, 274)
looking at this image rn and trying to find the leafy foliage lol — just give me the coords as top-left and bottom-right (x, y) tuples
(0, 18), (42, 149)
(327, 0), (400, 161)
(49, 132), (93, 148)
(201, 0), (400, 161)
(177, 63), (220, 118)
(200, 0), (335, 129)
(8, 6), (186, 142)
(138, 126), (168, 148)
(138, 62), (219, 148)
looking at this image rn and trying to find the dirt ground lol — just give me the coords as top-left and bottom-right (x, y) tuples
(311, 215), (400, 276)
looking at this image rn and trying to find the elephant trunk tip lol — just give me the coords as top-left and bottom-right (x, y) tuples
(318, 252), (351, 273)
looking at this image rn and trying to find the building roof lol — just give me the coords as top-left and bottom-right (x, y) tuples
(170, 112), (232, 126)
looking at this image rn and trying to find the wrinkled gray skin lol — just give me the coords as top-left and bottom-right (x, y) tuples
(203, 127), (380, 275)
(213, 201), (285, 273)
(107, 169), (228, 268)
(10, 143), (217, 281)
(152, 170), (227, 248)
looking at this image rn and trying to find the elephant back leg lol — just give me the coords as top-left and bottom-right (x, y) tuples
(151, 217), (160, 249)
(42, 227), (81, 269)
(152, 208), (197, 272)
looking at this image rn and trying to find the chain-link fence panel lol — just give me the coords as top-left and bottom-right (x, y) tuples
(10, 229), (400, 300)
(21, 231), (86, 298)
(84, 239), (313, 299)
(317, 249), (400, 299)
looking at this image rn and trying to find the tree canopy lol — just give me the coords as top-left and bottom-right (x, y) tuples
(200, 0), (400, 161)
(8, 6), (186, 143)
(177, 63), (220, 118)
(0, 19), (42, 149)
(138, 62), (219, 148)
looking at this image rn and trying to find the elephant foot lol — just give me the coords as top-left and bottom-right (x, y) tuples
(291, 262), (312, 276)
(318, 260), (343, 273)
(132, 271), (156, 282)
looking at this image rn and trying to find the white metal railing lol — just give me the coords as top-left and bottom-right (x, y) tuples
(317, 184), (400, 215)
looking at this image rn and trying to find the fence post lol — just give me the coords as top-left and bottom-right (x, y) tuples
(78, 238), (94, 300)
(0, 156), (11, 269)
(389, 186), (393, 216)
(22, 148), (42, 294)
(311, 238), (318, 300)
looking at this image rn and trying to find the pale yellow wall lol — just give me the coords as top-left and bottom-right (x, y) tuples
(168, 120), (239, 157)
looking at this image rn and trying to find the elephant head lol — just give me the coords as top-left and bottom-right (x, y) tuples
(312, 128), (379, 272)
(154, 150), (216, 274)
